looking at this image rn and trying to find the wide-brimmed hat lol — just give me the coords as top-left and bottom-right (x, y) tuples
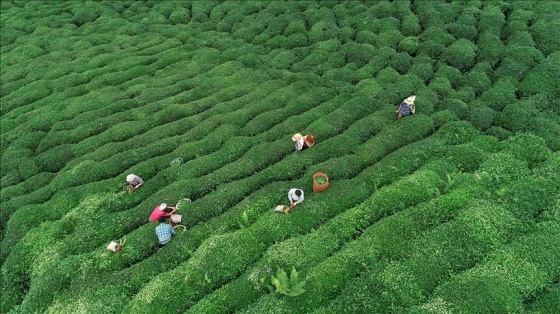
(292, 133), (302, 141)
(404, 95), (416, 105)
(158, 203), (167, 211)
(126, 174), (135, 182)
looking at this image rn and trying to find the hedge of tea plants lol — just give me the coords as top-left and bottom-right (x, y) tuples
(1, 1), (559, 313)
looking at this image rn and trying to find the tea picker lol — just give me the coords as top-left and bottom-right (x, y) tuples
(273, 188), (303, 214)
(156, 220), (187, 247)
(155, 216), (176, 246)
(274, 188), (304, 214)
(396, 95), (416, 119)
(126, 174), (144, 192)
(149, 203), (178, 222)
(156, 201), (190, 246)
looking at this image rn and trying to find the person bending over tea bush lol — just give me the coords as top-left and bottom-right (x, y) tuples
(126, 173), (144, 192)
(149, 203), (178, 222)
(292, 133), (316, 152)
(286, 188), (304, 213)
(396, 95), (416, 119)
(155, 216), (176, 246)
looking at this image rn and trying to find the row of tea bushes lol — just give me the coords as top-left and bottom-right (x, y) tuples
(148, 148), (450, 314)
(411, 220), (560, 313)
(0, 79), (348, 244)
(41, 131), (456, 312)
(1, 94), (406, 312)
(321, 199), (526, 313)
(3, 0), (559, 312)
(238, 174), (480, 313)
(123, 164), (447, 313)
(3, 1), (556, 200)
(188, 172), (479, 313)
(0, 95), (440, 264)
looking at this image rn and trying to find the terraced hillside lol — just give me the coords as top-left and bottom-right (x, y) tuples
(1, 1), (559, 313)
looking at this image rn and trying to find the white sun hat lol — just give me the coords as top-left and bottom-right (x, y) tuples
(404, 95), (416, 105)
(126, 174), (136, 182)
(159, 203), (167, 211)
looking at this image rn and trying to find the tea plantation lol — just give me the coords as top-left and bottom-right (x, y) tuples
(1, 1), (560, 313)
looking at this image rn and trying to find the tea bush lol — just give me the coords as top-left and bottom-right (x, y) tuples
(245, 175), (478, 313)
(2, 1), (559, 312)
(444, 98), (469, 120)
(530, 13), (560, 55)
(447, 22), (478, 42)
(468, 104), (496, 131)
(419, 221), (560, 313)
(480, 76), (519, 111)
(441, 39), (477, 72)
(532, 115), (560, 151)
(519, 52), (560, 102)
(526, 285), (560, 314)
(497, 100), (541, 132)
(503, 133), (552, 167)
(321, 200), (523, 313)
(477, 152), (532, 189)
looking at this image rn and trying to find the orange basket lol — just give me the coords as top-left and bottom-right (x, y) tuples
(304, 134), (316, 147)
(313, 172), (329, 193)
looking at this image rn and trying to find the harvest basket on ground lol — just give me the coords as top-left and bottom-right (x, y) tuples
(313, 172), (329, 193)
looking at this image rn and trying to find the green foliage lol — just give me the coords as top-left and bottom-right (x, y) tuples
(464, 69), (492, 96)
(270, 267), (306, 297)
(497, 100), (541, 132)
(408, 62), (433, 84)
(530, 16), (560, 55)
(401, 14), (421, 36)
(35, 144), (75, 173)
(503, 133), (552, 166)
(434, 121), (480, 145)
(468, 105), (496, 131)
(441, 39), (477, 72)
(238, 210), (250, 229)
(486, 126), (514, 141)
(519, 52), (560, 102)
(479, 4), (505, 37)
(422, 221), (560, 314)
(445, 143), (486, 173)
(342, 42), (376, 68)
(444, 98), (469, 120)
(477, 32), (504, 67)
(389, 52), (413, 74)
(477, 152), (531, 189)
(398, 36), (419, 55)
(70, 1), (102, 26)
(1, 1), (558, 313)
(480, 76), (519, 111)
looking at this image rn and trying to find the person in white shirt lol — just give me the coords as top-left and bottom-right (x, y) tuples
(286, 188), (304, 213)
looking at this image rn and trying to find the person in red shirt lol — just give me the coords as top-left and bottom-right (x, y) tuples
(149, 203), (178, 222)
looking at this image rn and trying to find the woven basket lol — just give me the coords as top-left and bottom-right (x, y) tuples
(313, 172), (329, 193)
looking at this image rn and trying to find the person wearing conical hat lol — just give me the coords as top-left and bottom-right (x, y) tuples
(126, 173), (144, 191)
(396, 95), (416, 119)
(292, 133), (315, 152)
(149, 203), (178, 222)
